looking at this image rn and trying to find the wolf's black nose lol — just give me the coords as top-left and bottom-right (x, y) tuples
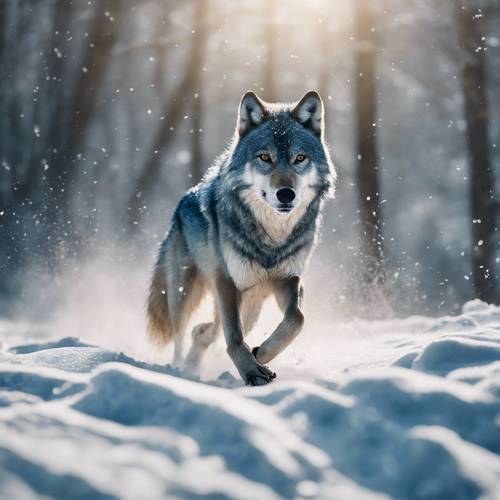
(276, 188), (295, 204)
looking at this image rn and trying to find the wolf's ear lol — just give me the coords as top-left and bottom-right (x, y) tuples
(237, 91), (267, 136)
(292, 91), (324, 138)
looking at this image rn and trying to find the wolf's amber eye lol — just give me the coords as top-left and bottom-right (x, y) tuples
(258, 153), (271, 163)
(295, 154), (306, 163)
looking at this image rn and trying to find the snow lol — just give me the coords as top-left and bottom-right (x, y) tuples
(1, 300), (500, 499)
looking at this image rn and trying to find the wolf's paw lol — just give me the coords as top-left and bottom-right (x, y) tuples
(245, 363), (276, 386)
(229, 344), (276, 386)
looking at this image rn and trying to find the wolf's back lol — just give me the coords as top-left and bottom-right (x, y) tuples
(147, 247), (172, 346)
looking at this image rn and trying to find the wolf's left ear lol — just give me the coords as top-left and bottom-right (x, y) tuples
(238, 91), (267, 136)
(292, 91), (324, 138)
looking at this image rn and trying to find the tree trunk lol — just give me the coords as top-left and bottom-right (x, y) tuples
(454, 2), (497, 303)
(45, 0), (123, 234)
(262, 1), (276, 102)
(126, 69), (192, 229)
(126, 1), (208, 230)
(0, 1), (7, 187)
(354, 0), (385, 286)
(317, 16), (331, 102)
(189, 0), (207, 184)
(44, 0), (74, 165)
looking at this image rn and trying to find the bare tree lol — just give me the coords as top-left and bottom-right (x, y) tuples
(126, 71), (192, 230)
(454, 2), (498, 303)
(317, 17), (331, 101)
(0, 1), (7, 181)
(354, 0), (385, 286)
(45, 0), (124, 228)
(190, 0), (208, 184)
(262, 0), (276, 101)
(2, 2), (32, 210)
(44, 1), (75, 162)
(127, 1), (208, 230)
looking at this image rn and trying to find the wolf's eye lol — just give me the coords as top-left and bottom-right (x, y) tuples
(258, 153), (271, 163)
(295, 154), (306, 164)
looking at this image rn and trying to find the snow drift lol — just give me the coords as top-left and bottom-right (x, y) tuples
(0, 300), (500, 499)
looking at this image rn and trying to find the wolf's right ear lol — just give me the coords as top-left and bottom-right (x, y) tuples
(237, 91), (267, 136)
(292, 91), (324, 138)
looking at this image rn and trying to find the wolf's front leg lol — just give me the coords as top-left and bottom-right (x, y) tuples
(254, 276), (305, 364)
(215, 271), (276, 386)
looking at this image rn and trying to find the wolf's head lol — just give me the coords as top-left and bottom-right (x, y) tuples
(228, 91), (335, 216)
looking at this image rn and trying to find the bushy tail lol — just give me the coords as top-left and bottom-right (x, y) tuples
(147, 254), (172, 347)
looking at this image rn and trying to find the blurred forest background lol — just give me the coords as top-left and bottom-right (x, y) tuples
(1, 0), (500, 322)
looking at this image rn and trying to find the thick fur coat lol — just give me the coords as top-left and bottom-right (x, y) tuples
(147, 91), (335, 385)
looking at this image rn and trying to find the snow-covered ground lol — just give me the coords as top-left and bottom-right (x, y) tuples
(1, 299), (500, 499)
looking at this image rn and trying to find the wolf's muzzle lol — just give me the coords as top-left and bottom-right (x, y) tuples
(276, 188), (296, 204)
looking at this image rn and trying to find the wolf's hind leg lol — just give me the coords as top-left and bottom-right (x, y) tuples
(172, 336), (184, 367)
(254, 277), (304, 364)
(185, 309), (220, 372)
(169, 267), (206, 367)
(166, 227), (207, 367)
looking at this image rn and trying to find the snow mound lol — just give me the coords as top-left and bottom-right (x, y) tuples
(412, 337), (500, 375)
(7, 336), (96, 354)
(1, 302), (500, 498)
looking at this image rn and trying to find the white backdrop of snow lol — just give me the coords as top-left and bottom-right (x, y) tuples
(0, 299), (499, 499)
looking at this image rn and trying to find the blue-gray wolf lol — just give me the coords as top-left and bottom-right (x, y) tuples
(147, 91), (335, 385)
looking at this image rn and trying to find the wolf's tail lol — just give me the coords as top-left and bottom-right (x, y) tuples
(147, 251), (173, 346)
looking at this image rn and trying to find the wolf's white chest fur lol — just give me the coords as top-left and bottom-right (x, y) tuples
(223, 163), (319, 289)
(222, 241), (311, 290)
(242, 190), (307, 245)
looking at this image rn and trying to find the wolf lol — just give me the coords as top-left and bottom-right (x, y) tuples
(147, 90), (335, 385)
